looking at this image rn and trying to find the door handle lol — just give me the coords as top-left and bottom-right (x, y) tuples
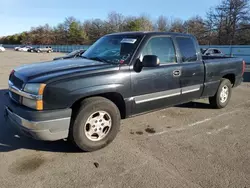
(173, 70), (181, 77)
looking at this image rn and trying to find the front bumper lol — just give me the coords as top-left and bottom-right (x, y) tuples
(4, 95), (72, 141)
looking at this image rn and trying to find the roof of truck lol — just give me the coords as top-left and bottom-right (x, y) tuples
(107, 31), (193, 37)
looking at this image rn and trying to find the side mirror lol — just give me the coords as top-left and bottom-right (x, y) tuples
(142, 55), (160, 67)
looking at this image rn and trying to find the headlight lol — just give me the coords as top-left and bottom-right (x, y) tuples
(22, 83), (46, 110)
(24, 83), (46, 95)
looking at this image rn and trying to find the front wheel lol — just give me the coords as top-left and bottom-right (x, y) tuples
(69, 97), (121, 152)
(209, 78), (232, 109)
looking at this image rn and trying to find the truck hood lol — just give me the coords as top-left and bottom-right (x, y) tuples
(15, 58), (116, 82)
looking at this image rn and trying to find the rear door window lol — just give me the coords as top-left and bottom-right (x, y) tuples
(176, 37), (198, 62)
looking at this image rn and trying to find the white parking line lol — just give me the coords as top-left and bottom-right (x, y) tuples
(149, 109), (240, 137)
(207, 125), (230, 135)
(188, 118), (211, 127)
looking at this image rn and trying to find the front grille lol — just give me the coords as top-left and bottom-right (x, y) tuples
(9, 91), (21, 103)
(9, 73), (24, 104)
(9, 74), (24, 89)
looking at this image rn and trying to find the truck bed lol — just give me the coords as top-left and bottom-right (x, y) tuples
(202, 55), (243, 89)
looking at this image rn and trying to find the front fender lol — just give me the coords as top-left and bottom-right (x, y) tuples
(43, 83), (125, 109)
(69, 84), (125, 106)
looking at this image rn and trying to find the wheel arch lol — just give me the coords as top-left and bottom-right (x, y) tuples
(222, 73), (235, 86)
(71, 91), (127, 120)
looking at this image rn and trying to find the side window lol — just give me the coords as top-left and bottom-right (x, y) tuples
(214, 49), (221, 54)
(176, 37), (197, 62)
(141, 37), (176, 64)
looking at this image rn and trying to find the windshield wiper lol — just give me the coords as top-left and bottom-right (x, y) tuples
(89, 57), (110, 64)
(81, 56), (115, 64)
(81, 56), (88, 59)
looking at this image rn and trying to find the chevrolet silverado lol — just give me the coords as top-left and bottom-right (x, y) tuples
(5, 32), (245, 151)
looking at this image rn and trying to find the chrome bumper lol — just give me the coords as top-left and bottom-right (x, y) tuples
(5, 107), (71, 141)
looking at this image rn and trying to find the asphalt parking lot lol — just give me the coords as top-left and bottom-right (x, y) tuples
(0, 50), (250, 188)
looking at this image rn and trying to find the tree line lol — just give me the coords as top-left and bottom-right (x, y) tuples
(1, 0), (250, 45)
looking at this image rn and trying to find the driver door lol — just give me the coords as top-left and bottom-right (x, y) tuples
(131, 36), (182, 114)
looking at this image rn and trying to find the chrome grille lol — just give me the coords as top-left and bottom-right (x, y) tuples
(8, 74), (24, 104)
(9, 74), (24, 89)
(9, 91), (21, 103)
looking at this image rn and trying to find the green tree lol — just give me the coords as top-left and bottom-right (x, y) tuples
(68, 21), (87, 44)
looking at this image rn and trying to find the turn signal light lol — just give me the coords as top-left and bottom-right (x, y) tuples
(36, 100), (43, 111)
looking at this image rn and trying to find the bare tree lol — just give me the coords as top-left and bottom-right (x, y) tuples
(206, 0), (250, 44)
(169, 18), (185, 33)
(156, 15), (169, 31)
(83, 19), (106, 43)
(137, 14), (154, 31)
(184, 16), (208, 44)
(106, 11), (125, 33)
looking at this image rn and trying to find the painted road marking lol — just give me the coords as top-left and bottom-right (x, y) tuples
(207, 125), (230, 135)
(149, 109), (241, 137)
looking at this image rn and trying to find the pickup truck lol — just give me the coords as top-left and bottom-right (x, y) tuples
(4, 32), (245, 152)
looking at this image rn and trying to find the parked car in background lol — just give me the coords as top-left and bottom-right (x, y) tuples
(14, 45), (24, 51)
(201, 48), (225, 56)
(27, 47), (37, 52)
(34, 46), (53, 53)
(0, 45), (5, 52)
(53, 49), (86, 60)
(16, 46), (32, 52)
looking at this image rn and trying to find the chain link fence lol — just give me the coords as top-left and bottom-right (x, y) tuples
(2, 44), (250, 63)
(2, 44), (90, 53)
(201, 45), (250, 64)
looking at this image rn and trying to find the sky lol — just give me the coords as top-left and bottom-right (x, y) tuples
(0, 0), (220, 36)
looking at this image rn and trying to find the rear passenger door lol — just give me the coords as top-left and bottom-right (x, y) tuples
(174, 36), (205, 102)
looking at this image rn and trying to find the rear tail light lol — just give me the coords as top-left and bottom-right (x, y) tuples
(242, 60), (246, 75)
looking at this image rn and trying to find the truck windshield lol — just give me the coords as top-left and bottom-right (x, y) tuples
(82, 35), (143, 64)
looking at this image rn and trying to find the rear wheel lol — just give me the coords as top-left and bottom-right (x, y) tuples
(69, 97), (121, 152)
(209, 79), (232, 109)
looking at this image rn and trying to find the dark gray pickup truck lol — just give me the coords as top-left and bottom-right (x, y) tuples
(5, 32), (245, 151)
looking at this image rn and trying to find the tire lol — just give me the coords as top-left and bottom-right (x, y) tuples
(69, 97), (121, 152)
(209, 78), (232, 109)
